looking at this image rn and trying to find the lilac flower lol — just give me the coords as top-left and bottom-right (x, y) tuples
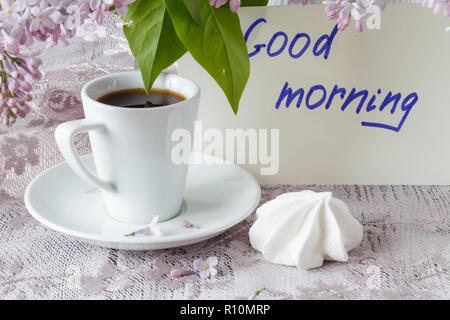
(124, 215), (162, 237)
(90, 0), (114, 10)
(423, 0), (450, 17)
(337, 14), (351, 31)
(10, 10), (33, 46)
(30, 6), (57, 32)
(322, 0), (385, 32)
(210, 0), (228, 9)
(354, 20), (363, 32)
(0, 47), (41, 126)
(339, 0), (365, 21)
(193, 256), (218, 279)
(89, 0), (112, 24)
(290, 0), (386, 32)
(423, 0), (447, 14)
(209, 0), (240, 12)
(423, 0), (449, 30)
(229, 0), (240, 12)
(0, 0), (23, 26)
(324, 1), (340, 19)
(114, 0), (135, 16)
(1, 29), (19, 54)
(0, 0), (132, 127)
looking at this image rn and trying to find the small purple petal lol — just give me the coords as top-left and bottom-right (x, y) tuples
(134, 226), (152, 236)
(85, 187), (101, 194)
(181, 219), (196, 228)
(169, 269), (196, 278)
(125, 226), (152, 237)
(169, 269), (184, 278)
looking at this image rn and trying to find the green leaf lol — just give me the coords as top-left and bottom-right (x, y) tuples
(241, 0), (269, 6)
(165, 0), (250, 114)
(181, 0), (203, 26)
(123, 0), (187, 93)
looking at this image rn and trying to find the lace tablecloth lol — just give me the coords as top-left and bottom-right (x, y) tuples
(0, 19), (449, 300)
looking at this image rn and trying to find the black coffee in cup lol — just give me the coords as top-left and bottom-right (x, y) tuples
(97, 88), (185, 108)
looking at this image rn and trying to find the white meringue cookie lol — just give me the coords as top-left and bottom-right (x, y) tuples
(249, 191), (363, 269)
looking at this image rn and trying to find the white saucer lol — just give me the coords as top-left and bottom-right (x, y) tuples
(24, 152), (261, 250)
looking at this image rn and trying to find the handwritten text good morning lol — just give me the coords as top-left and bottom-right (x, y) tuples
(245, 18), (419, 133)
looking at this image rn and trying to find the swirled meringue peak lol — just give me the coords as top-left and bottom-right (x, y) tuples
(249, 191), (363, 269)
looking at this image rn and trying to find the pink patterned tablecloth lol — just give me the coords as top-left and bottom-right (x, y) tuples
(0, 18), (449, 300)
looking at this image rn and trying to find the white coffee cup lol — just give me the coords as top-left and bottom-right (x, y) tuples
(55, 71), (200, 224)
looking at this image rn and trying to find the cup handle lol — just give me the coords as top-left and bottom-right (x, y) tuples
(55, 119), (116, 193)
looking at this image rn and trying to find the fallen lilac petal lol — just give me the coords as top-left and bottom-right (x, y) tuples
(169, 269), (196, 278)
(181, 219), (197, 228)
(85, 187), (102, 194)
(124, 217), (164, 237)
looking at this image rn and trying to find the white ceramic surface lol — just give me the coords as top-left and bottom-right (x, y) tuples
(24, 153), (261, 250)
(55, 71), (200, 224)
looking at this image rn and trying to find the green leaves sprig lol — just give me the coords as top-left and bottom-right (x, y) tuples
(123, 0), (268, 114)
